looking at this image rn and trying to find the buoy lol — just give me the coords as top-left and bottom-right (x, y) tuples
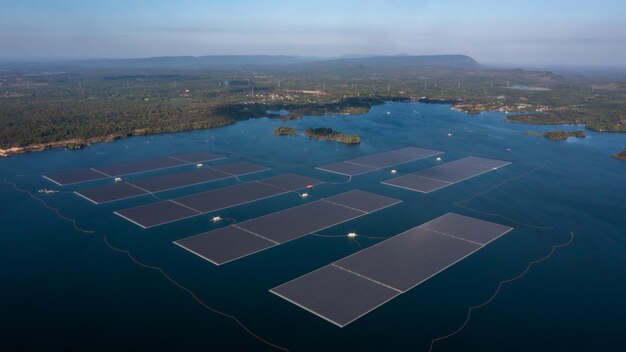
(447, 133), (452, 137)
(212, 216), (222, 223)
(114, 177), (123, 182)
(436, 157), (442, 161)
(390, 169), (398, 174)
(301, 193), (309, 198)
(196, 163), (203, 167)
(347, 232), (358, 238)
(306, 185), (314, 190)
(506, 148), (511, 152)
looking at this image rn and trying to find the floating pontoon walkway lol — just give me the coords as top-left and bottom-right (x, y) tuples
(271, 213), (513, 327)
(174, 190), (401, 265)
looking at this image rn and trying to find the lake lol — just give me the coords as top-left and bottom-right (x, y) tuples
(1, 102), (625, 351)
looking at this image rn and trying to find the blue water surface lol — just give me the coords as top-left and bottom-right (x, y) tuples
(1, 102), (625, 351)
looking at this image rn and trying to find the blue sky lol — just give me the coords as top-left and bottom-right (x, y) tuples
(1, 0), (625, 66)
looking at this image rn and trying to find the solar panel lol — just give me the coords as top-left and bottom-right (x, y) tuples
(317, 147), (442, 176)
(175, 182), (285, 213)
(74, 162), (268, 204)
(43, 151), (223, 186)
(116, 201), (200, 229)
(130, 168), (232, 193)
(116, 173), (323, 228)
(271, 265), (400, 327)
(174, 190), (401, 265)
(43, 168), (109, 186)
(92, 157), (187, 177)
(381, 174), (450, 193)
(324, 190), (400, 213)
(271, 213), (513, 327)
(383, 156), (511, 193)
(420, 213), (513, 245)
(334, 227), (481, 292)
(314, 162), (376, 177)
(236, 201), (364, 244)
(174, 226), (277, 265)
(211, 161), (268, 176)
(75, 182), (148, 204)
(170, 151), (223, 163)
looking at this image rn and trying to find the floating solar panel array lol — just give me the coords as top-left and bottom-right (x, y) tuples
(116, 173), (323, 228)
(174, 190), (401, 265)
(317, 147), (443, 176)
(271, 213), (513, 327)
(382, 156), (511, 193)
(43, 151), (224, 186)
(42, 147), (518, 329)
(74, 162), (269, 204)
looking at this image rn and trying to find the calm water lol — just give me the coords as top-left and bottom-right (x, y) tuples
(1, 102), (625, 351)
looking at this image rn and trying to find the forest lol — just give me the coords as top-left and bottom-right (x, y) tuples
(1, 55), (625, 154)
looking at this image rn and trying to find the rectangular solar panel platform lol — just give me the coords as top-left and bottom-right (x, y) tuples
(270, 265), (401, 327)
(210, 161), (268, 176)
(115, 173), (323, 228)
(43, 151), (223, 186)
(92, 157), (187, 177)
(271, 213), (512, 327)
(43, 168), (110, 186)
(174, 226), (278, 265)
(75, 182), (148, 204)
(129, 168), (233, 193)
(382, 156), (511, 193)
(116, 201), (201, 229)
(170, 151), (223, 163)
(317, 147), (443, 176)
(74, 162), (269, 204)
(174, 190), (401, 265)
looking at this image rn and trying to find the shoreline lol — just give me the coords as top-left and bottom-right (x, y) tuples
(2, 99), (624, 158)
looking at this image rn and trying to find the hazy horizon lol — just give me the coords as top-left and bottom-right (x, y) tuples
(1, 0), (625, 67)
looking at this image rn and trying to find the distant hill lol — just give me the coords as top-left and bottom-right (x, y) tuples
(62, 54), (480, 70)
(320, 54), (480, 69)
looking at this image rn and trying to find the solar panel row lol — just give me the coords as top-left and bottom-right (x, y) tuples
(317, 147), (443, 176)
(382, 156), (511, 193)
(174, 190), (401, 265)
(74, 162), (269, 204)
(115, 173), (323, 228)
(43, 151), (224, 186)
(271, 213), (513, 327)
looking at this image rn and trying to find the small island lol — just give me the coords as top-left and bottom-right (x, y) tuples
(613, 148), (626, 161)
(526, 130), (586, 141)
(273, 125), (297, 136)
(305, 127), (361, 145)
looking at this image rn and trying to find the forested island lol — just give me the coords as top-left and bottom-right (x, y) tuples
(1, 54), (626, 157)
(526, 130), (586, 141)
(273, 126), (296, 136)
(613, 148), (626, 161)
(305, 127), (361, 145)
